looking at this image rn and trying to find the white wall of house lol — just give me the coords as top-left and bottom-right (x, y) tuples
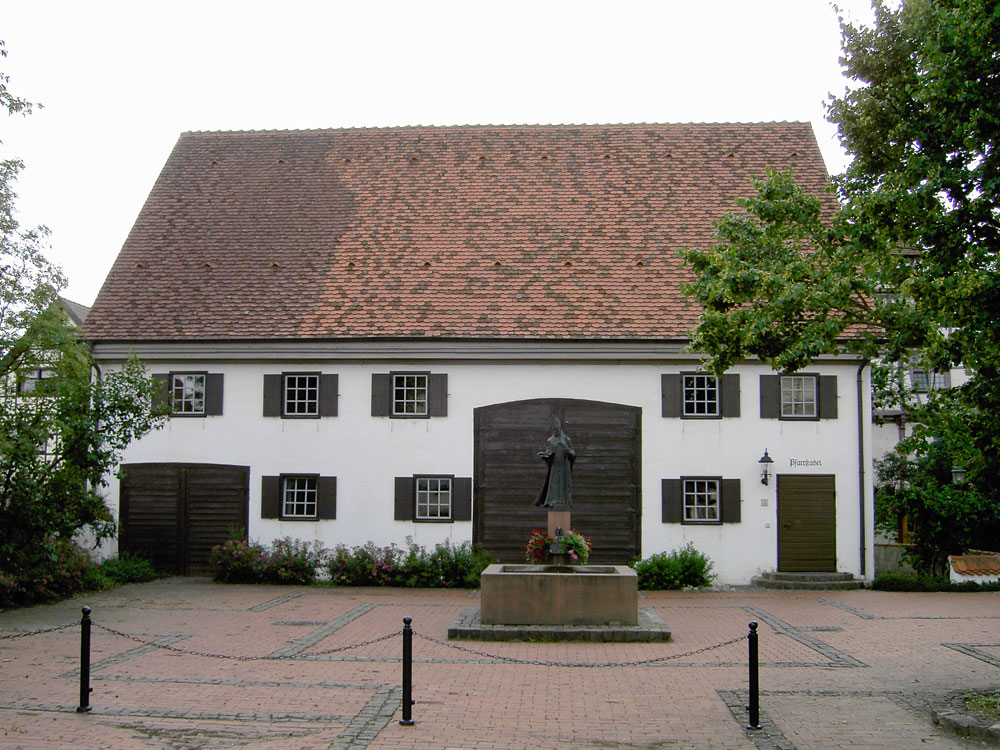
(93, 348), (874, 584)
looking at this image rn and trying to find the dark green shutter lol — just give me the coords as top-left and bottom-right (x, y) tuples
(394, 476), (414, 520)
(759, 375), (780, 418)
(372, 374), (392, 416)
(721, 374), (740, 417)
(428, 373), (448, 416)
(452, 477), (472, 521)
(263, 375), (282, 417)
(819, 375), (838, 419)
(261, 476), (281, 518)
(317, 476), (337, 519)
(721, 479), (741, 523)
(661, 374), (681, 417)
(205, 374), (224, 415)
(662, 479), (683, 523)
(320, 374), (338, 417)
(151, 373), (170, 413)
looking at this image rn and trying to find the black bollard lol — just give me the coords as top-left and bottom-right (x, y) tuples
(399, 616), (414, 725)
(76, 606), (93, 713)
(747, 621), (760, 730)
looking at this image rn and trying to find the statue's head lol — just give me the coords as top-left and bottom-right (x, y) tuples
(550, 415), (562, 435)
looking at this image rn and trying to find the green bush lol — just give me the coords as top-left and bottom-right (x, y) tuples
(0, 539), (107, 609)
(207, 536), (494, 589)
(209, 539), (268, 583)
(327, 542), (403, 586)
(873, 571), (1000, 592)
(634, 544), (716, 590)
(326, 538), (493, 588)
(426, 539), (494, 588)
(99, 552), (161, 584)
(398, 538), (438, 587)
(264, 537), (326, 585)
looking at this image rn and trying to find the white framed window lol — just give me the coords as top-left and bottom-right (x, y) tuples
(18, 367), (56, 395)
(282, 476), (318, 519)
(683, 478), (720, 523)
(415, 476), (452, 520)
(780, 375), (817, 418)
(171, 373), (206, 415)
(393, 373), (428, 416)
(683, 374), (719, 417)
(284, 374), (319, 416)
(911, 369), (949, 392)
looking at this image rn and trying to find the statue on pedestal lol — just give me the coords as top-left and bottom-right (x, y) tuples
(534, 417), (575, 511)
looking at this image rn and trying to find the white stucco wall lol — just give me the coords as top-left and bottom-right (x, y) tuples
(93, 348), (874, 585)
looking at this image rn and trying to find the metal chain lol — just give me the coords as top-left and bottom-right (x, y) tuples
(92, 622), (399, 661)
(413, 630), (748, 668)
(0, 622), (76, 640)
(306, 630), (399, 656)
(2, 619), (745, 669)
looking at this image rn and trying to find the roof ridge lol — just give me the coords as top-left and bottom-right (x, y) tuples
(181, 121), (811, 136)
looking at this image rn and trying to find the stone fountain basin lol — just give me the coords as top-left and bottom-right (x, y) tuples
(479, 563), (638, 626)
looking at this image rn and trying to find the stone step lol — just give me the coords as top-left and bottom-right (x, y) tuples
(751, 572), (865, 590)
(760, 570), (854, 582)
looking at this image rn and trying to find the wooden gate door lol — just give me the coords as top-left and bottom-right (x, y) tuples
(120, 463), (249, 575)
(474, 398), (641, 563)
(776, 474), (836, 572)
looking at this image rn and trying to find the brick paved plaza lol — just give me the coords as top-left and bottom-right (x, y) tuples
(1, 578), (998, 749)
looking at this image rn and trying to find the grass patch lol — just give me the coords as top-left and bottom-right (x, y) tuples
(964, 692), (1000, 723)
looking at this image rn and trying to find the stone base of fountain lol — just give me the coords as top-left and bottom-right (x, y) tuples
(479, 563), (639, 626)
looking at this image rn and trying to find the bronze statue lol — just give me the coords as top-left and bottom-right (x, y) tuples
(534, 417), (575, 510)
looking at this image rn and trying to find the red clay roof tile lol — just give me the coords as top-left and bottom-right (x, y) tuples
(83, 124), (835, 342)
(949, 554), (1000, 576)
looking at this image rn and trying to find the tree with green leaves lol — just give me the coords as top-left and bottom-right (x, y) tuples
(680, 0), (1000, 571)
(0, 42), (165, 577)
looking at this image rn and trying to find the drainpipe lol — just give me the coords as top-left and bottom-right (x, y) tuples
(857, 357), (869, 577)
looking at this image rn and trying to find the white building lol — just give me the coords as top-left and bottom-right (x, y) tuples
(83, 124), (875, 584)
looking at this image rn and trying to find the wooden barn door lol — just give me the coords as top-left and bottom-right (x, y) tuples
(120, 463), (249, 575)
(776, 474), (836, 572)
(474, 399), (641, 563)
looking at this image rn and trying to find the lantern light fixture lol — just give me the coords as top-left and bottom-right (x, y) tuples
(758, 450), (774, 486)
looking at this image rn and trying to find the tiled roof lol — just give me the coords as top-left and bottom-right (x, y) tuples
(57, 296), (90, 327)
(949, 554), (1000, 576)
(83, 124), (835, 342)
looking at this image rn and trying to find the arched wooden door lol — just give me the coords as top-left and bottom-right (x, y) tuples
(473, 398), (641, 563)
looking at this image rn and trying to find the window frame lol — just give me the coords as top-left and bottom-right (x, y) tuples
(682, 373), (721, 418)
(910, 368), (950, 393)
(662, 373), (739, 418)
(392, 372), (430, 418)
(169, 371), (208, 417)
(282, 372), (320, 418)
(681, 476), (723, 525)
(18, 366), (56, 395)
(779, 374), (818, 420)
(413, 474), (454, 522)
(662, 477), (741, 524)
(280, 474), (320, 520)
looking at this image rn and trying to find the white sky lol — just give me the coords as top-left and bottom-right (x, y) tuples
(3, 0), (875, 306)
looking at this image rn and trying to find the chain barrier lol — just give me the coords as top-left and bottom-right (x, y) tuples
(91, 621), (399, 660)
(413, 630), (748, 668)
(10, 609), (761, 727)
(0, 622), (76, 640)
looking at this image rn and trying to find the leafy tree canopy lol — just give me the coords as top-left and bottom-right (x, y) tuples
(0, 42), (164, 572)
(680, 0), (1000, 564)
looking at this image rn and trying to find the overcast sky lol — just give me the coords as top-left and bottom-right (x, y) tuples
(3, 0), (876, 306)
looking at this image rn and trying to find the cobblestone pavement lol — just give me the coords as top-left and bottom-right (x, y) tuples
(1, 579), (998, 749)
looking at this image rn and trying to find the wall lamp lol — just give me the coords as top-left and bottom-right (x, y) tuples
(952, 464), (968, 486)
(758, 450), (774, 486)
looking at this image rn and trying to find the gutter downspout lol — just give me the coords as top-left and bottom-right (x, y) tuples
(857, 357), (869, 577)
